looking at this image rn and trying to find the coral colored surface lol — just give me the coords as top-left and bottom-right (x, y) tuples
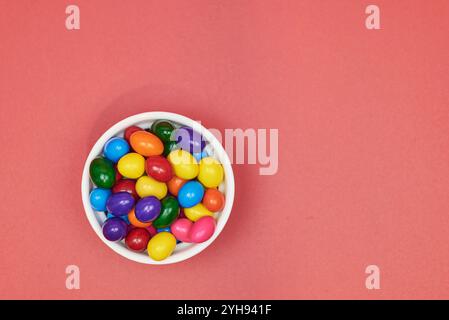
(1, 0), (449, 299)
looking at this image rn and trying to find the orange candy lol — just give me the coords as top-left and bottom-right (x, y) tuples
(128, 208), (152, 228)
(129, 131), (164, 156)
(167, 176), (187, 196)
(202, 188), (225, 212)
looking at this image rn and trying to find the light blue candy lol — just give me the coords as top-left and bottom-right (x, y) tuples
(90, 188), (111, 211)
(107, 212), (130, 224)
(177, 181), (205, 208)
(193, 150), (209, 162)
(103, 137), (130, 163)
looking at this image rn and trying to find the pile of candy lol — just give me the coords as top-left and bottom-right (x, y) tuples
(89, 120), (226, 261)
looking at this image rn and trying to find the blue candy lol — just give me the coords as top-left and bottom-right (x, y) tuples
(103, 137), (130, 163)
(177, 181), (204, 208)
(107, 213), (130, 225)
(193, 150), (209, 162)
(89, 188), (111, 211)
(157, 227), (171, 233)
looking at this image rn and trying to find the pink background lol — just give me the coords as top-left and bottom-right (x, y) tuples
(1, 0), (449, 299)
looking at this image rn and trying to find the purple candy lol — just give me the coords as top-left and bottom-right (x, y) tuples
(135, 196), (161, 222)
(175, 126), (206, 154)
(106, 192), (135, 216)
(102, 218), (128, 241)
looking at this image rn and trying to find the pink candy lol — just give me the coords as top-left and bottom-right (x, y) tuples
(171, 216), (216, 243)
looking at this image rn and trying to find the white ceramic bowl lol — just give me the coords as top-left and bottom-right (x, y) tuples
(81, 112), (235, 264)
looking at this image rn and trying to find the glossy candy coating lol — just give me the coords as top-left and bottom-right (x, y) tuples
(135, 175), (168, 200)
(112, 179), (139, 200)
(147, 232), (176, 261)
(202, 188), (225, 212)
(170, 218), (192, 242)
(189, 216), (216, 243)
(163, 140), (179, 157)
(135, 196), (161, 222)
(102, 218), (128, 241)
(107, 213), (129, 224)
(198, 157), (224, 188)
(128, 208), (152, 228)
(150, 120), (175, 143)
(152, 196), (180, 229)
(175, 126), (206, 154)
(167, 150), (199, 180)
(124, 125), (143, 142)
(125, 228), (151, 252)
(145, 155), (173, 182)
(89, 157), (116, 188)
(184, 203), (214, 222)
(103, 137), (130, 163)
(157, 227), (171, 233)
(146, 225), (157, 237)
(117, 153), (145, 179)
(130, 131), (164, 156)
(89, 188), (111, 211)
(106, 192), (135, 216)
(178, 181), (204, 208)
(167, 176), (186, 197)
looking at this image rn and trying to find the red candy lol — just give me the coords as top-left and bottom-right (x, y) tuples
(112, 179), (139, 200)
(145, 155), (173, 182)
(124, 125), (143, 142)
(125, 228), (151, 252)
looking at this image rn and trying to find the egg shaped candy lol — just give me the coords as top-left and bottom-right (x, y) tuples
(178, 181), (204, 208)
(117, 152), (145, 179)
(170, 218), (193, 242)
(184, 203), (214, 222)
(125, 228), (151, 252)
(135, 175), (168, 200)
(89, 157), (116, 188)
(167, 150), (199, 180)
(124, 125), (143, 142)
(146, 225), (157, 237)
(103, 137), (130, 163)
(128, 208), (152, 228)
(145, 155), (173, 182)
(130, 131), (164, 156)
(102, 218), (128, 242)
(151, 120), (175, 143)
(147, 232), (177, 261)
(167, 176), (186, 197)
(89, 188), (111, 211)
(152, 196), (180, 229)
(198, 157), (224, 188)
(202, 188), (225, 212)
(106, 192), (135, 216)
(112, 179), (139, 200)
(189, 216), (216, 243)
(175, 126), (206, 154)
(135, 196), (161, 223)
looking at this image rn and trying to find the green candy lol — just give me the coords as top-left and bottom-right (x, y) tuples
(151, 120), (175, 143)
(153, 196), (180, 229)
(163, 140), (179, 157)
(89, 157), (115, 188)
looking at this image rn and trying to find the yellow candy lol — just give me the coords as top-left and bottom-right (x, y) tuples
(197, 157), (224, 188)
(135, 175), (167, 200)
(147, 232), (176, 261)
(167, 150), (199, 180)
(117, 153), (145, 179)
(184, 203), (214, 222)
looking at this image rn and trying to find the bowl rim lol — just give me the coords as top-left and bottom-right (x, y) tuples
(81, 111), (235, 264)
